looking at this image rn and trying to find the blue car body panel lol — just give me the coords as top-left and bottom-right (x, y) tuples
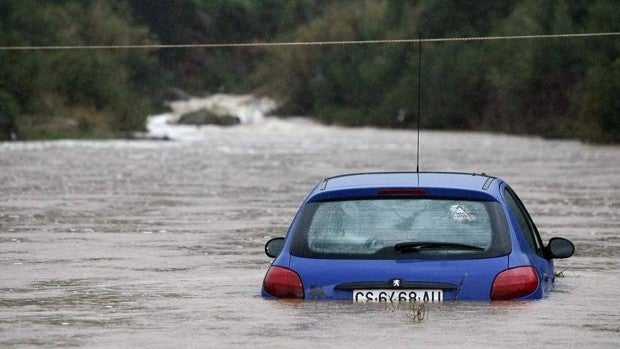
(287, 256), (510, 300)
(263, 172), (559, 301)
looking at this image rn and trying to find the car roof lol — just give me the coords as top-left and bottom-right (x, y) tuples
(308, 172), (505, 202)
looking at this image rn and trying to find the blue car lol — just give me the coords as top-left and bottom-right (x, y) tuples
(262, 172), (574, 301)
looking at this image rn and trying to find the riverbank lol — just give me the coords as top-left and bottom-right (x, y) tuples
(6, 93), (618, 144)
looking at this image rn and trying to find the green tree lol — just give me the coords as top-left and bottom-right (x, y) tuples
(256, 0), (618, 142)
(0, 0), (167, 140)
(579, 0), (620, 142)
(128, 0), (324, 93)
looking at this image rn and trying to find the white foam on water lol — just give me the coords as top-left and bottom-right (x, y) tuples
(147, 94), (282, 141)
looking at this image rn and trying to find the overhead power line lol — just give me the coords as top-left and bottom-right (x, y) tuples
(1, 32), (618, 51)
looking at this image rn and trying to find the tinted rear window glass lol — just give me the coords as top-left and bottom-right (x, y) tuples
(290, 198), (511, 259)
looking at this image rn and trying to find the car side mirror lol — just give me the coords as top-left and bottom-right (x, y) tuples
(546, 237), (575, 259)
(265, 237), (285, 258)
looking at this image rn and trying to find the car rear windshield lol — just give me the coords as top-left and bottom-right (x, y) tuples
(290, 198), (511, 259)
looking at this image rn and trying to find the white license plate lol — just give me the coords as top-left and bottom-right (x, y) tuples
(353, 289), (443, 302)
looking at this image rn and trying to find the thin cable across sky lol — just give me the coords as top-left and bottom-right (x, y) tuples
(1, 32), (618, 51)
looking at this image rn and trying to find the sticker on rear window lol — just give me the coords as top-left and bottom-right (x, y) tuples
(450, 205), (476, 222)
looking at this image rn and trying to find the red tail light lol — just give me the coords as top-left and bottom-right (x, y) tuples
(491, 266), (539, 300)
(263, 266), (304, 299)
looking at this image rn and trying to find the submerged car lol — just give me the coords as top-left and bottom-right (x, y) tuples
(262, 172), (574, 301)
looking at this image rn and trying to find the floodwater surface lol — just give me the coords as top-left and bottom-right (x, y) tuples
(1, 112), (619, 348)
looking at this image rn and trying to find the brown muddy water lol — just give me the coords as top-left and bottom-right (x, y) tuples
(1, 116), (619, 348)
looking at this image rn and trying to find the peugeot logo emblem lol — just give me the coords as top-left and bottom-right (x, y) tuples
(392, 279), (401, 288)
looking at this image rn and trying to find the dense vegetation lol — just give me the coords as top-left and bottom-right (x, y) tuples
(1, 0), (618, 142)
(0, 0), (166, 139)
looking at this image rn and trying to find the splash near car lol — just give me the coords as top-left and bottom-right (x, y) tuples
(262, 172), (574, 301)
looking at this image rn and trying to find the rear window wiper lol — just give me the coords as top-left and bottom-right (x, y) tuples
(394, 241), (485, 253)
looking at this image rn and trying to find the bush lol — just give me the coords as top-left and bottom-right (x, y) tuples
(1, 0), (166, 140)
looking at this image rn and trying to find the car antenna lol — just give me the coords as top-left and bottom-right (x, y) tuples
(416, 32), (422, 173)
